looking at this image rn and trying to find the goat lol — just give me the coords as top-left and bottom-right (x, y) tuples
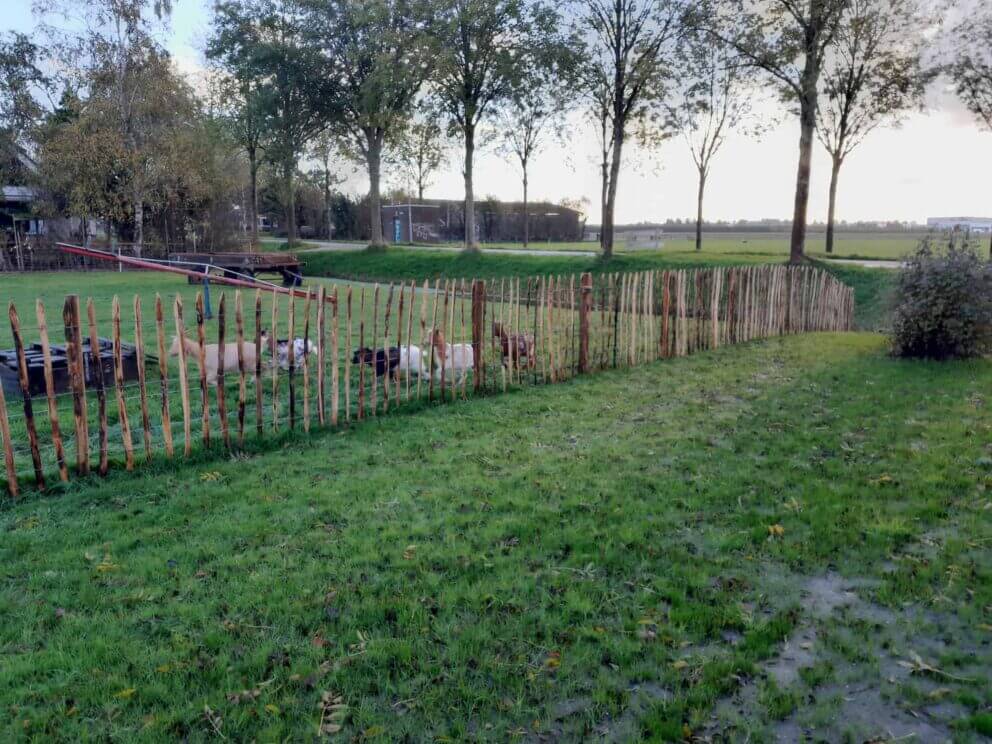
(352, 347), (401, 378)
(261, 334), (317, 371)
(427, 328), (474, 385)
(492, 322), (535, 370)
(169, 335), (259, 386)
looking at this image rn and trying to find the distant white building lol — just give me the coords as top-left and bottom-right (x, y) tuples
(926, 217), (992, 233)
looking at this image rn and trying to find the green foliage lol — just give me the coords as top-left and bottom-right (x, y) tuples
(890, 239), (992, 359)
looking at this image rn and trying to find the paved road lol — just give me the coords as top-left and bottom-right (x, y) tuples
(297, 241), (598, 258)
(825, 258), (905, 270)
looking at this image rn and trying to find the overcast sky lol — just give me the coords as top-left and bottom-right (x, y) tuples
(7, 0), (991, 225)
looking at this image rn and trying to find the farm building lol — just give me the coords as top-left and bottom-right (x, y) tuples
(381, 199), (584, 244)
(926, 216), (992, 233)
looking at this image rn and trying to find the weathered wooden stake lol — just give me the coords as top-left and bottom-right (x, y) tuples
(36, 300), (69, 481)
(132, 297), (152, 460)
(0, 381), (16, 497)
(330, 286), (339, 426)
(8, 302), (44, 487)
(235, 291), (247, 445)
(173, 296), (192, 457)
(155, 295), (174, 457)
(215, 293), (230, 449)
(87, 299), (109, 475)
(111, 297), (134, 470)
(63, 295), (89, 474)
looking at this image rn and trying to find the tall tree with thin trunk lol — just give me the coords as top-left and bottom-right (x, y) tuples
(432, 0), (559, 250)
(668, 39), (757, 252)
(816, 0), (934, 253)
(211, 0), (330, 247)
(705, 0), (849, 262)
(577, 0), (688, 258)
(392, 109), (449, 201)
(497, 84), (569, 247)
(208, 14), (270, 248)
(300, 0), (436, 248)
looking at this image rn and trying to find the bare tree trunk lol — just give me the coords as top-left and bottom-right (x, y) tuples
(463, 123), (477, 250)
(522, 166), (529, 248)
(602, 123), (624, 260)
(367, 133), (384, 247)
(825, 153), (842, 254)
(248, 147), (259, 246)
(284, 158), (297, 247)
(133, 185), (144, 258)
(789, 70), (818, 264)
(695, 168), (706, 252)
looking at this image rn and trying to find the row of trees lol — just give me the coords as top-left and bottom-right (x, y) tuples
(2, 0), (991, 261)
(201, 0), (992, 260)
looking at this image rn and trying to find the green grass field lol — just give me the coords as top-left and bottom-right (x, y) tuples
(262, 231), (928, 260)
(2, 332), (990, 741)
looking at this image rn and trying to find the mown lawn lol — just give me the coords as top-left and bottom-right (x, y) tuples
(2, 333), (989, 741)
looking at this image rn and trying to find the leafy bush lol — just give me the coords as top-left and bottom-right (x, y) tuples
(890, 239), (992, 359)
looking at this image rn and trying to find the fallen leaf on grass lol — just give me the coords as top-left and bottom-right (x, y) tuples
(767, 524), (785, 538)
(672, 660), (689, 671)
(200, 471), (222, 482)
(402, 545), (417, 560)
(264, 704), (280, 715)
(115, 688), (136, 699)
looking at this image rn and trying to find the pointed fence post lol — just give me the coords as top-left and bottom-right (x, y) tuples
(579, 272), (592, 373)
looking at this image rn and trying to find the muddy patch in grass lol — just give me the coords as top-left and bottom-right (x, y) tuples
(700, 570), (990, 743)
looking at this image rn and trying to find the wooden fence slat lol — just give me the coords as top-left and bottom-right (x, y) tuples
(254, 290), (263, 436)
(288, 293), (296, 430)
(459, 278), (467, 399)
(271, 289), (279, 431)
(87, 298), (109, 475)
(8, 302), (45, 487)
(370, 284), (379, 415)
(579, 272), (592, 373)
(472, 280), (484, 393)
(330, 285), (339, 426)
(0, 381), (16, 497)
(396, 281), (405, 404)
(216, 293), (230, 449)
(173, 296), (192, 457)
(317, 285), (326, 426)
(428, 279), (440, 402)
(195, 293), (210, 447)
(382, 283), (393, 413)
(35, 301), (68, 481)
(405, 279), (415, 401)
(358, 287), (366, 419)
(235, 291), (247, 446)
(111, 296), (134, 470)
(303, 289), (312, 432)
(345, 286), (352, 421)
(419, 280), (429, 400)
(133, 297), (152, 460)
(63, 295), (88, 474)
(155, 295), (174, 458)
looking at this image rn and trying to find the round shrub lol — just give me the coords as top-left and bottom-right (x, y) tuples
(890, 239), (992, 359)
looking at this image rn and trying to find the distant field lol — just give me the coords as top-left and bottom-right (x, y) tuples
(258, 232), (928, 260)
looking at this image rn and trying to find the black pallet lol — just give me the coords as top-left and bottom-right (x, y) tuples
(0, 338), (140, 399)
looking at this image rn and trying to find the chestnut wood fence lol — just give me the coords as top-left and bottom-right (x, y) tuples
(0, 265), (853, 496)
